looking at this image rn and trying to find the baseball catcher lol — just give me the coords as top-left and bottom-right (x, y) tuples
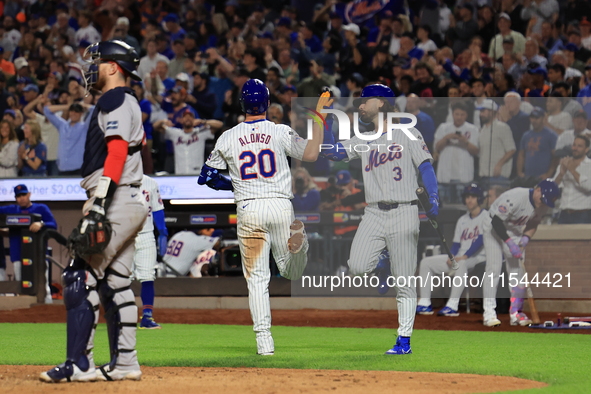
(40, 40), (149, 383)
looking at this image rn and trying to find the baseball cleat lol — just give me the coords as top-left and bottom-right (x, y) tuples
(96, 365), (142, 381)
(257, 351), (274, 356)
(40, 361), (97, 383)
(483, 318), (502, 327)
(416, 305), (434, 315)
(140, 316), (162, 329)
(437, 306), (460, 317)
(374, 250), (391, 295)
(510, 312), (533, 326)
(288, 220), (306, 254)
(385, 336), (412, 355)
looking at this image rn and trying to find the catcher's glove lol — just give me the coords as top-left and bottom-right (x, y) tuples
(68, 211), (112, 256)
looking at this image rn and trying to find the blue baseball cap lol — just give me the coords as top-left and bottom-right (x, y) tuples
(527, 66), (547, 78)
(163, 14), (179, 23)
(23, 84), (39, 93)
(277, 17), (292, 27)
(530, 106), (545, 118)
(564, 43), (578, 52)
(336, 170), (352, 186)
(4, 109), (16, 118)
(14, 184), (29, 195)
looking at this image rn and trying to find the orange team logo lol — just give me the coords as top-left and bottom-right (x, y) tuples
(527, 136), (541, 153)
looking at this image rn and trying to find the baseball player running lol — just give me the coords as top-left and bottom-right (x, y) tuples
(198, 79), (327, 355)
(161, 231), (220, 276)
(134, 175), (168, 329)
(318, 84), (439, 354)
(416, 184), (487, 316)
(41, 40), (148, 383)
(481, 179), (560, 327)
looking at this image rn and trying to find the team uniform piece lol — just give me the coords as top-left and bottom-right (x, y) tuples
(199, 79), (322, 356)
(481, 180), (559, 327)
(319, 84), (439, 354)
(163, 123), (214, 174)
(417, 185), (487, 316)
(134, 175), (167, 329)
(162, 231), (219, 276)
(40, 40), (148, 384)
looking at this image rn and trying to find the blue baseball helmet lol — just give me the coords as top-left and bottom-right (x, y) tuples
(536, 179), (561, 208)
(240, 79), (270, 115)
(462, 183), (484, 205)
(83, 40), (140, 90)
(353, 84), (395, 108)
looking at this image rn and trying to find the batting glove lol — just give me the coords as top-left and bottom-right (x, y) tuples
(505, 239), (522, 258)
(427, 195), (439, 219)
(158, 235), (168, 256)
(519, 235), (530, 248)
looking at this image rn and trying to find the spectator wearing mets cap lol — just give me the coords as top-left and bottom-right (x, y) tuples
(164, 14), (187, 43)
(0, 184), (57, 281)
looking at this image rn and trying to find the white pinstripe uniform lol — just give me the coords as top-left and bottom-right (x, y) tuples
(164, 124), (215, 174)
(205, 118), (309, 355)
(482, 188), (543, 321)
(162, 231), (219, 276)
(340, 127), (432, 337)
(133, 175), (165, 282)
(417, 210), (487, 311)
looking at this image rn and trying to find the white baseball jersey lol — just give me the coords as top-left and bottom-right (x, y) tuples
(452, 209), (487, 261)
(433, 121), (479, 183)
(164, 124), (214, 175)
(162, 231), (219, 275)
(205, 119), (307, 202)
(489, 188), (538, 238)
(139, 175), (164, 234)
(340, 127), (432, 203)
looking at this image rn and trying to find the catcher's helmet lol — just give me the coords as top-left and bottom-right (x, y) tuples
(536, 179), (561, 208)
(83, 40), (141, 90)
(354, 84), (395, 108)
(461, 183), (484, 205)
(240, 79), (270, 115)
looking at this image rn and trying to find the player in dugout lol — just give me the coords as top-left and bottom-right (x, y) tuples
(0, 184), (57, 300)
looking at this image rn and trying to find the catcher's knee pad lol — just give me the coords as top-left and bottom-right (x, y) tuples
(62, 259), (99, 371)
(98, 268), (137, 368)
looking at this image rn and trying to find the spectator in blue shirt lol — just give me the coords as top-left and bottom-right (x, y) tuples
(0, 184), (57, 281)
(43, 101), (93, 175)
(291, 168), (321, 212)
(402, 93), (436, 151)
(131, 81), (153, 148)
(164, 14), (187, 43)
(17, 119), (47, 176)
(517, 107), (558, 180)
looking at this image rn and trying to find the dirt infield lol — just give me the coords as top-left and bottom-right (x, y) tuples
(0, 305), (589, 334)
(0, 365), (546, 393)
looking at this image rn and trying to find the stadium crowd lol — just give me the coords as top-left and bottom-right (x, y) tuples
(0, 0), (589, 222)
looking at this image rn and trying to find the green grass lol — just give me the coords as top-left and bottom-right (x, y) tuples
(0, 323), (588, 392)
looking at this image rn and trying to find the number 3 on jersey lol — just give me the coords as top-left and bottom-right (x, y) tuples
(240, 149), (277, 180)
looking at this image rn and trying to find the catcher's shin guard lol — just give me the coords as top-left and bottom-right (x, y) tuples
(63, 258), (99, 372)
(98, 268), (138, 370)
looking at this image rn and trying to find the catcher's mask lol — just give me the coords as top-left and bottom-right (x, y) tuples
(82, 40), (141, 95)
